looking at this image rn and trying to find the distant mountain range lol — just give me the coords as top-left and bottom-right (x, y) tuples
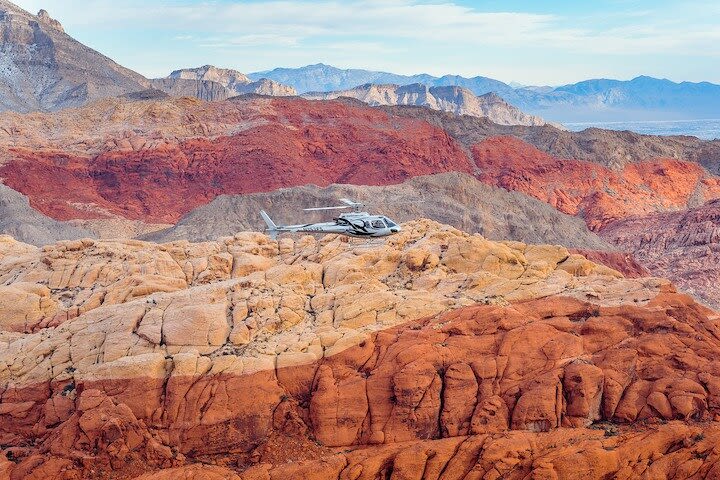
(1, 0), (718, 124)
(251, 64), (720, 122)
(249, 63), (517, 99)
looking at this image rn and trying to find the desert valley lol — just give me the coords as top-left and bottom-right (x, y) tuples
(1, 1), (720, 479)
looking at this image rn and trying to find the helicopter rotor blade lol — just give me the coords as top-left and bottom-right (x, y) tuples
(339, 198), (363, 206)
(303, 206), (351, 211)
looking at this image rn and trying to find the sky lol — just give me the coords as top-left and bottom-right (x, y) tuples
(11, 0), (720, 85)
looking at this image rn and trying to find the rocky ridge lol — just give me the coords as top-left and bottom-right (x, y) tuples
(380, 103), (720, 173)
(303, 84), (549, 126)
(0, 96), (475, 222)
(0, 94), (719, 309)
(143, 172), (613, 250)
(1, 96), (718, 227)
(0, 1), (150, 112)
(471, 135), (720, 230)
(2, 220), (720, 479)
(0, 6), (299, 113)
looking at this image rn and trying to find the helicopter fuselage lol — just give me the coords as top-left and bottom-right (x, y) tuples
(264, 212), (401, 238)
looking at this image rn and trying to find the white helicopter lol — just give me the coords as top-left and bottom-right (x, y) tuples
(260, 198), (401, 239)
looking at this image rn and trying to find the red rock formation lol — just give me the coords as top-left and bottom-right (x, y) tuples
(4, 290), (720, 479)
(471, 136), (720, 230)
(0, 98), (473, 223)
(2, 98), (718, 229)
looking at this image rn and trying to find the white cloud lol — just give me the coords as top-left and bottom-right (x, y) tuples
(11, 0), (719, 57)
(9, 0), (720, 83)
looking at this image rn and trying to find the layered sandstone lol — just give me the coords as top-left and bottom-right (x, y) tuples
(0, 94), (718, 320)
(5, 220), (709, 479)
(3, 221), (720, 479)
(1, 96), (718, 231)
(131, 422), (720, 479)
(601, 199), (720, 310)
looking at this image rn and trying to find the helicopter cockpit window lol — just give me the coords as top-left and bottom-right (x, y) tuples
(383, 217), (397, 228)
(371, 219), (386, 229)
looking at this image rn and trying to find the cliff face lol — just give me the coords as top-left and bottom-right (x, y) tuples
(0, 2), (149, 112)
(304, 83), (549, 126)
(1, 220), (719, 479)
(471, 136), (720, 231)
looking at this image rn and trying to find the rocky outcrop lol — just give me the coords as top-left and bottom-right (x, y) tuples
(237, 78), (296, 96)
(601, 199), (720, 309)
(471, 136), (720, 230)
(135, 422), (720, 479)
(149, 77), (231, 102)
(304, 83), (549, 126)
(0, 1), (149, 112)
(0, 97), (474, 222)
(144, 172), (612, 251)
(153, 65), (297, 101)
(0, 183), (92, 245)
(0, 219), (623, 334)
(569, 248), (650, 278)
(1, 221), (719, 479)
(35, 8), (63, 32)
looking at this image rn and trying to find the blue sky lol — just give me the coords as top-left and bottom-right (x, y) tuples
(12, 0), (720, 85)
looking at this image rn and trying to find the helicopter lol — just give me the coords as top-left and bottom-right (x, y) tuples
(260, 198), (401, 239)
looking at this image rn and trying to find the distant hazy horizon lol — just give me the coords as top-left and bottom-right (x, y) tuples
(10, 0), (720, 85)
(564, 119), (720, 140)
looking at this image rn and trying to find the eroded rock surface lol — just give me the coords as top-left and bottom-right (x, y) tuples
(472, 136), (720, 230)
(601, 198), (720, 310)
(2, 220), (719, 479)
